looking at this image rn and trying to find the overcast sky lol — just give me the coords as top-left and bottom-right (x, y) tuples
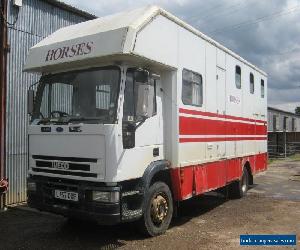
(62, 0), (300, 112)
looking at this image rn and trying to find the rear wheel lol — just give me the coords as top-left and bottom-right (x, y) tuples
(229, 167), (249, 199)
(138, 181), (173, 237)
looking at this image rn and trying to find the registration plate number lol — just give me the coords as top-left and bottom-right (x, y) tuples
(54, 190), (78, 202)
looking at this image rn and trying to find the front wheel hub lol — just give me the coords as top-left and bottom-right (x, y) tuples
(150, 194), (168, 225)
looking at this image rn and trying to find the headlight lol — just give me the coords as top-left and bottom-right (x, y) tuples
(27, 182), (36, 192)
(92, 191), (119, 203)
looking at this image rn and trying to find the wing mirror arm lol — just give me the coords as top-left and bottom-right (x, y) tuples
(27, 89), (35, 115)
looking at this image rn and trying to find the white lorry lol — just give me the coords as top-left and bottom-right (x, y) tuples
(24, 6), (267, 236)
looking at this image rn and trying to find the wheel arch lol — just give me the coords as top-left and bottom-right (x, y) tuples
(140, 160), (172, 192)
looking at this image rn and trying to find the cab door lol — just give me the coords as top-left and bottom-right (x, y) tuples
(122, 69), (162, 154)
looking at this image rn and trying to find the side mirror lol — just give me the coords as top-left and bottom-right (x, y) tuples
(135, 84), (154, 119)
(27, 89), (35, 114)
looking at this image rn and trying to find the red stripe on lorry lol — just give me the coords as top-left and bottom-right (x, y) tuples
(179, 136), (267, 143)
(179, 116), (267, 136)
(179, 108), (266, 124)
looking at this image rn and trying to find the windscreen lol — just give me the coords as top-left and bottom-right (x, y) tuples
(33, 66), (120, 124)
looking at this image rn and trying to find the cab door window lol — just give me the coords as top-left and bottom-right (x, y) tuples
(123, 69), (157, 122)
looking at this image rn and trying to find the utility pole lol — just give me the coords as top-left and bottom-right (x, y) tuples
(0, 0), (8, 210)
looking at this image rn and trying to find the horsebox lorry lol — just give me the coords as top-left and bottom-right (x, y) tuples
(24, 6), (267, 236)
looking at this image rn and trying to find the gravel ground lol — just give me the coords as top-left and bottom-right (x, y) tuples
(0, 159), (299, 250)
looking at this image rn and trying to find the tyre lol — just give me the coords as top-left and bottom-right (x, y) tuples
(138, 181), (173, 237)
(229, 167), (249, 199)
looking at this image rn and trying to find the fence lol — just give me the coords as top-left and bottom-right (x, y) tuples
(268, 132), (300, 158)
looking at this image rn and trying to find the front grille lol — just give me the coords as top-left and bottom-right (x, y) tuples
(36, 161), (90, 171)
(32, 155), (98, 178)
(32, 155), (97, 163)
(32, 168), (97, 178)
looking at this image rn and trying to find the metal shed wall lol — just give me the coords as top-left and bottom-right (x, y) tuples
(5, 0), (93, 205)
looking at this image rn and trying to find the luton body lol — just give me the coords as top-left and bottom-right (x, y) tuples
(24, 6), (267, 236)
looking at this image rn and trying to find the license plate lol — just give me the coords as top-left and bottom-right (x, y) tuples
(54, 190), (78, 202)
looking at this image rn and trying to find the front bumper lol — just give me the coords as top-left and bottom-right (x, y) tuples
(27, 176), (121, 225)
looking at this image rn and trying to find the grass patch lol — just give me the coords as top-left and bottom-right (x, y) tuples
(268, 158), (282, 165)
(268, 153), (300, 165)
(289, 153), (300, 161)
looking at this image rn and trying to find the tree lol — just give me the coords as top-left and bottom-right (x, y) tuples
(295, 107), (300, 115)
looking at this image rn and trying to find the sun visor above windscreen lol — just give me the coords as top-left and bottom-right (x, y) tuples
(24, 27), (129, 72)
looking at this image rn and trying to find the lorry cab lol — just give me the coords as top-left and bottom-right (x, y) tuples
(27, 64), (169, 234)
(28, 64), (165, 183)
(24, 6), (267, 236)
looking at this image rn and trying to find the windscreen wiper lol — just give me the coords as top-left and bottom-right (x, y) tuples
(37, 116), (106, 125)
(37, 118), (51, 125)
(62, 116), (102, 123)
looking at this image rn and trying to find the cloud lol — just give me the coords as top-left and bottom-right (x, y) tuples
(62, 0), (300, 112)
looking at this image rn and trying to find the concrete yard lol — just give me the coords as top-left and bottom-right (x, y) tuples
(0, 158), (299, 250)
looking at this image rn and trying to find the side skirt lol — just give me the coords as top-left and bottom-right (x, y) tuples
(170, 152), (267, 201)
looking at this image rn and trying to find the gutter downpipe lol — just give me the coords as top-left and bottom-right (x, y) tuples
(0, 0), (8, 210)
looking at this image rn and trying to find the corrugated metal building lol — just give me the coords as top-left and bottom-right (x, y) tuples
(267, 107), (300, 132)
(268, 107), (300, 157)
(0, 0), (95, 207)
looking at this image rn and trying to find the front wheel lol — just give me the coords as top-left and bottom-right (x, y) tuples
(138, 182), (173, 237)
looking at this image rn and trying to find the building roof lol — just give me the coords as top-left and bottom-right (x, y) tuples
(268, 106), (300, 117)
(42, 0), (97, 20)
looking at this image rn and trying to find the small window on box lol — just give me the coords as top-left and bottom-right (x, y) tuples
(182, 69), (203, 107)
(235, 65), (241, 89)
(261, 79), (265, 98)
(250, 73), (254, 94)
